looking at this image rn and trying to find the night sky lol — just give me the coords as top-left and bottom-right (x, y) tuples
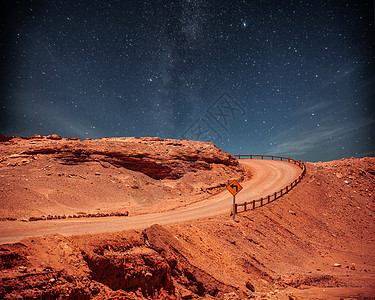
(1, 0), (374, 162)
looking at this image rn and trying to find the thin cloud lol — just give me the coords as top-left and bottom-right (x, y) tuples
(291, 101), (333, 117)
(269, 118), (374, 157)
(269, 127), (342, 156)
(321, 62), (362, 88)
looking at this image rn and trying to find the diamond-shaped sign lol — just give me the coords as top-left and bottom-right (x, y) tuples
(226, 180), (243, 196)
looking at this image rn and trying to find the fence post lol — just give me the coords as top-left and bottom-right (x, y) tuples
(268, 195), (270, 203)
(253, 200), (255, 209)
(244, 202), (247, 211)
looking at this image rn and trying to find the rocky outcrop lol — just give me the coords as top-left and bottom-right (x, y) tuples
(19, 136), (240, 180)
(0, 227), (238, 299)
(0, 135), (245, 220)
(0, 135), (14, 143)
(144, 224), (234, 297)
(84, 245), (174, 297)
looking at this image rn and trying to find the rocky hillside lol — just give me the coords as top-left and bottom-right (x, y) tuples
(0, 157), (374, 299)
(0, 135), (245, 220)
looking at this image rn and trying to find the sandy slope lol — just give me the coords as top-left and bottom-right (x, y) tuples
(0, 159), (300, 244)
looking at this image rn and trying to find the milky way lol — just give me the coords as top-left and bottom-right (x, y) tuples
(1, 0), (374, 161)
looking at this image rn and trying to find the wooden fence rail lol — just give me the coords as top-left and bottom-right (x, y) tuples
(232, 155), (306, 213)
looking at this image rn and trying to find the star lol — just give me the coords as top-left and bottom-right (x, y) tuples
(0, 0), (373, 162)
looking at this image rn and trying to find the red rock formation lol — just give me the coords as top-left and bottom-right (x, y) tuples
(0, 135), (245, 220)
(20, 137), (239, 180)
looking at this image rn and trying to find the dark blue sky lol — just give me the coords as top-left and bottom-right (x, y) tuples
(1, 0), (374, 162)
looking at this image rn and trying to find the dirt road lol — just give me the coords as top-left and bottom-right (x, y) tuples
(0, 159), (301, 244)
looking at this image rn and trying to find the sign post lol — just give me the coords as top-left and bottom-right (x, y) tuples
(226, 180), (243, 221)
(232, 195), (236, 221)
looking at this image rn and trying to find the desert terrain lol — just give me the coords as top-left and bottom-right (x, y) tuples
(0, 135), (374, 299)
(0, 135), (245, 220)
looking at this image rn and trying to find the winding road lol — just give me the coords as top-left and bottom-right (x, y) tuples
(0, 159), (301, 244)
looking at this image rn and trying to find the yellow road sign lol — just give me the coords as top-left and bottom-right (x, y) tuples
(226, 180), (243, 196)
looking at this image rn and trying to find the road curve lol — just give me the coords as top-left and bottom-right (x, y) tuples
(0, 159), (301, 244)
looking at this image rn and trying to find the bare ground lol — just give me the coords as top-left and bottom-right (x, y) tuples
(0, 135), (374, 299)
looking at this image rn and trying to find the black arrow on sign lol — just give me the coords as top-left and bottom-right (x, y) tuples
(230, 184), (238, 192)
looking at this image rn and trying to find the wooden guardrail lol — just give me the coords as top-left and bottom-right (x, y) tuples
(232, 155), (306, 213)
